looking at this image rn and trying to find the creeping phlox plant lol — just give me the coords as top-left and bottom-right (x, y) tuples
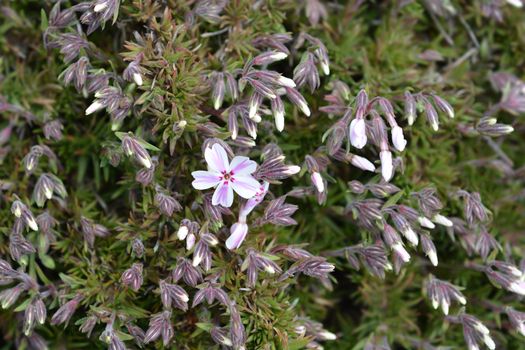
(1, 0), (525, 349)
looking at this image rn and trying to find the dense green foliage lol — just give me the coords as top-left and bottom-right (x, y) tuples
(1, 1), (525, 349)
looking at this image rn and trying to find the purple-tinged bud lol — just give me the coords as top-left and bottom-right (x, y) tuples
(60, 56), (89, 92)
(404, 91), (417, 125)
(79, 315), (98, 337)
(229, 301), (247, 350)
(192, 282), (230, 307)
(136, 165), (155, 185)
(121, 134), (153, 169)
(211, 72), (225, 110)
(154, 191), (181, 216)
(123, 60), (143, 86)
(424, 101), (439, 131)
(421, 234), (438, 266)
(50, 295), (82, 326)
(144, 311), (173, 346)
(0, 283), (24, 309)
(426, 276), (466, 315)
(348, 180), (366, 194)
(131, 238), (144, 258)
(172, 258), (202, 287)
(11, 200), (38, 231)
(506, 307), (525, 337)
(121, 263), (143, 291)
(285, 87), (311, 116)
(159, 280), (189, 311)
(253, 51), (288, 65)
(43, 120), (64, 141)
(210, 327), (233, 346)
(431, 94), (454, 119)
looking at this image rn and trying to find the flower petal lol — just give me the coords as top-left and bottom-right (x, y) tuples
(226, 223), (248, 250)
(230, 156), (257, 175)
(212, 181), (234, 207)
(205, 143), (230, 173)
(231, 175), (260, 199)
(191, 171), (221, 190)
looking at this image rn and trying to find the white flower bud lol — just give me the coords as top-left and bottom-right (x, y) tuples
(186, 233), (196, 250)
(177, 225), (189, 240)
(349, 118), (367, 149)
(350, 155), (375, 172)
(311, 172), (325, 193)
(380, 150), (393, 182)
(85, 101), (104, 115)
(391, 126), (407, 152)
(133, 73), (143, 86)
(432, 214), (453, 227)
(418, 216), (436, 229)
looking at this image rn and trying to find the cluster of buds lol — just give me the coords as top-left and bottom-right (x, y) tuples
(241, 248), (281, 287)
(404, 91), (454, 131)
(80, 0), (121, 35)
(483, 260), (525, 296)
(33, 173), (67, 207)
(455, 190), (490, 227)
(43, 119), (64, 141)
(176, 219), (200, 250)
(411, 188), (453, 228)
(253, 196), (299, 227)
(9, 223), (36, 262)
(11, 199), (38, 232)
(209, 71), (238, 110)
(120, 263), (143, 291)
(23, 298), (47, 336)
(143, 310), (173, 346)
(49, 33), (89, 63)
(446, 313), (496, 350)
(154, 188), (182, 217)
(86, 86), (132, 126)
(60, 56), (89, 92)
(505, 306), (525, 337)
(192, 282), (230, 307)
(253, 143), (301, 181)
(192, 232), (218, 270)
(79, 216), (110, 248)
(294, 317), (336, 349)
(21, 145), (57, 173)
(123, 55), (144, 86)
(489, 71), (525, 115)
(481, 0), (524, 21)
(121, 133), (153, 169)
(159, 280), (189, 311)
(425, 276), (467, 315)
(172, 258), (203, 287)
(50, 294), (83, 326)
(322, 86), (408, 181)
(458, 116), (514, 138)
(278, 256), (335, 282)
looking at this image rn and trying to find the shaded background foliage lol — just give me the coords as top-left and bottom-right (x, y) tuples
(1, 0), (525, 349)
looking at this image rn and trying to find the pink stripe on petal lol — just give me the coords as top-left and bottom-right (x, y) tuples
(226, 223), (248, 250)
(231, 175), (260, 199)
(230, 156), (257, 175)
(205, 143), (230, 173)
(191, 171), (221, 189)
(212, 181), (234, 207)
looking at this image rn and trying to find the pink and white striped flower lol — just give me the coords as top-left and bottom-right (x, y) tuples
(192, 144), (260, 208)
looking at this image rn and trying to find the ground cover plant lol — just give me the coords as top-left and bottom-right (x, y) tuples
(1, 0), (525, 349)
